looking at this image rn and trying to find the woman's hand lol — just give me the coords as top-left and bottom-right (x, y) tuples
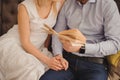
(55, 54), (68, 70)
(46, 57), (64, 71)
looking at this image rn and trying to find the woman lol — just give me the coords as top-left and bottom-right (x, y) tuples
(0, 0), (66, 80)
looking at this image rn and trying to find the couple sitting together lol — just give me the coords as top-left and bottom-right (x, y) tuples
(0, 0), (120, 80)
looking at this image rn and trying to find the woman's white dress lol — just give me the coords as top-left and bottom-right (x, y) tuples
(0, 0), (61, 80)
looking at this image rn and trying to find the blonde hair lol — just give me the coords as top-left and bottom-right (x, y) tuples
(37, 0), (57, 16)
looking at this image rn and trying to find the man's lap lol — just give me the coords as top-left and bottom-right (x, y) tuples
(40, 67), (107, 80)
(40, 61), (108, 80)
(40, 52), (108, 80)
(40, 69), (74, 80)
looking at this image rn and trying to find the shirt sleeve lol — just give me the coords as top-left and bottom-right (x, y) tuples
(85, 0), (120, 57)
(52, 2), (67, 56)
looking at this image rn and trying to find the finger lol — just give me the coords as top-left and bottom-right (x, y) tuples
(53, 59), (63, 68)
(61, 61), (66, 70)
(50, 62), (63, 71)
(63, 45), (72, 52)
(52, 65), (63, 71)
(64, 61), (69, 70)
(62, 42), (72, 48)
(60, 40), (66, 44)
(56, 63), (63, 68)
(62, 60), (68, 70)
(59, 58), (68, 70)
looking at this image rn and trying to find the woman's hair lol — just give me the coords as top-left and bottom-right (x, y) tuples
(37, 0), (57, 16)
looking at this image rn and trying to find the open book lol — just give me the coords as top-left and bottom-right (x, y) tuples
(43, 24), (86, 46)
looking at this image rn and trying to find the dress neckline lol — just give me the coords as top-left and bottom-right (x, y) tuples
(33, 1), (53, 20)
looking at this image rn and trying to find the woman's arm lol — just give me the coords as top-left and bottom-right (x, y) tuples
(18, 4), (62, 71)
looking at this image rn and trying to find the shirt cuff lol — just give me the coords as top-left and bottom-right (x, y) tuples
(53, 51), (63, 56)
(85, 43), (99, 55)
(52, 44), (63, 56)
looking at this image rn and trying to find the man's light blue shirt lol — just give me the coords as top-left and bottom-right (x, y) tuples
(52, 0), (120, 57)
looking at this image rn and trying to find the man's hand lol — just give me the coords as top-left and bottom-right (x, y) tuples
(61, 40), (82, 52)
(58, 29), (86, 53)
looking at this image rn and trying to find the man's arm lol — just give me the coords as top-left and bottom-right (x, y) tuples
(59, 0), (120, 57)
(52, 1), (67, 56)
(85, 0), (120, 56)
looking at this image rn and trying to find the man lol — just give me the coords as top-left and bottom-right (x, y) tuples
(40, 0), (120, 80)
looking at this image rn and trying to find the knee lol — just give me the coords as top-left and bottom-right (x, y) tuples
(40, 69), (74, 80)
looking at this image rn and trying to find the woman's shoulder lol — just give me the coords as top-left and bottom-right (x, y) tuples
(18, 0), (37, 19)
(19, 0), (34, 7)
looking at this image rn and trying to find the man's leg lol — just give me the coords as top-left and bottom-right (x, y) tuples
(40, 69), (74, 80)
(76, 60), (108, 80)
(62, 50), (108, 80)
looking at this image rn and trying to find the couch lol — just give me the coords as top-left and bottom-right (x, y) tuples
(0, 0), (24, 36)
(0, 0), (120, 80)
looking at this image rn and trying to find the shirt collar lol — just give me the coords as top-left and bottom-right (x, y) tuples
(89, 0), (96, 3)
(76, 0), (96, 6)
